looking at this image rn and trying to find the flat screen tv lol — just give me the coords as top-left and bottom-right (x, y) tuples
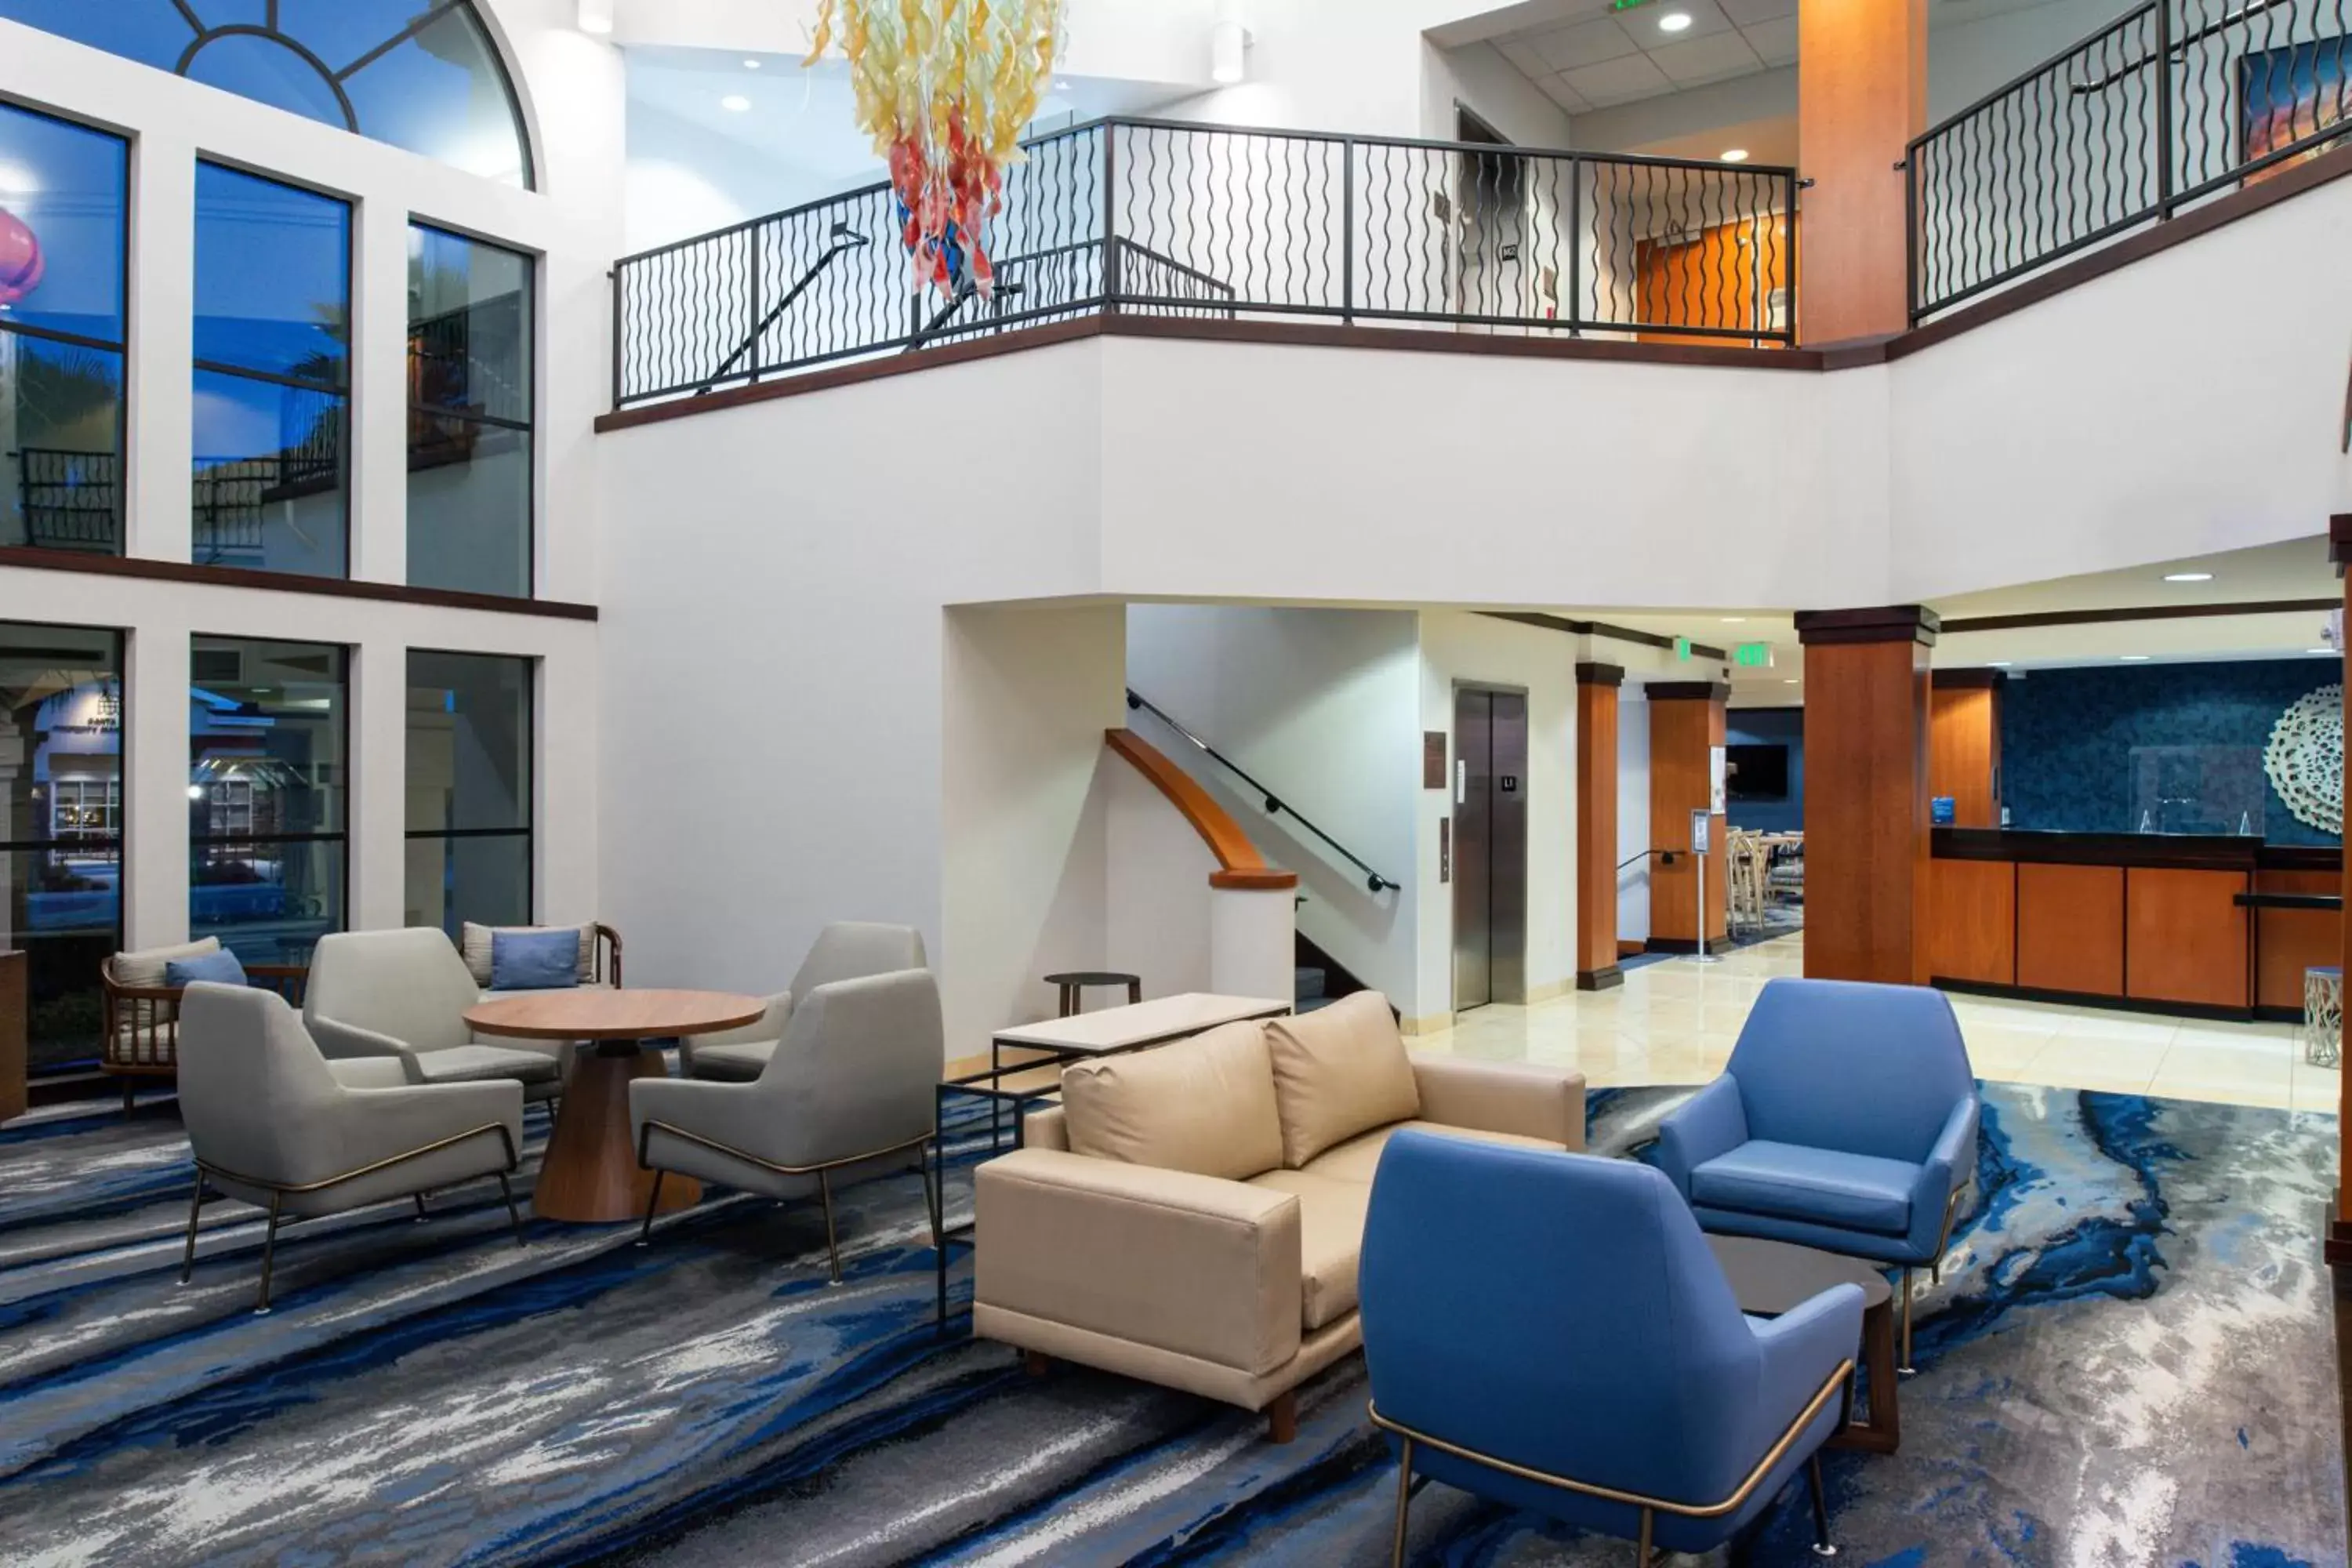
(1726, 743), (1789, 801)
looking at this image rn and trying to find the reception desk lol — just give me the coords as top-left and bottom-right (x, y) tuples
(1927, 829), (2342, 1019)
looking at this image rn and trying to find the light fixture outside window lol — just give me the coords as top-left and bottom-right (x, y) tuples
(1212, 0), (1251, 85)
(578, 0), (615, 36)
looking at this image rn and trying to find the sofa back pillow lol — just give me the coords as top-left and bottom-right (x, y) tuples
(112, 936), (223, 991)
(491, 928), (585, 992)
(1061, 1019), (1284, 1181)
(165, 947), (249, 989)
(1265, 991), (1420, 1167)
(463, 922), (594, 989)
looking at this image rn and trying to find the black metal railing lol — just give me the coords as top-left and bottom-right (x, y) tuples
(1126, 688), (1399, 895)
(13, 447), (120, 552)
(1908, 0), (2352, 321)
(612, 118), (1798, 408)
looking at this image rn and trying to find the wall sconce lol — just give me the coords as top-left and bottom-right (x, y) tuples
(577, 0), (615, 36)
(1211, 0), (1252, 85)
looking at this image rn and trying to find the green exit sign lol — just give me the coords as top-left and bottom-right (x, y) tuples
(1733, 641), (1774, 668)
(1674, 636), (1692, 660)
(1609, 0), (1660, 10)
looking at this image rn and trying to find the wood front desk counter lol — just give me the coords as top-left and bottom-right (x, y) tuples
(1926, 829), (2342, 1019)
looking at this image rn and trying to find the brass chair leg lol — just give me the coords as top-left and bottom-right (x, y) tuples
(413, 1193), (429, 1221)
(1635, 1508), (1653, 1567)
(922, 1139), (944, 1250)
(1899, 1267), (1916, 1375)
(497, 1173), (526, 1247)
(818, 1167), (842, 1284)
(180, 1172), (205, 1285)
(636, 1170), (666, 1247)
(255, 1192), (284, 1316)
(1389, 1434), (1414, 1568)
(1808, 1452), (1836, 1556)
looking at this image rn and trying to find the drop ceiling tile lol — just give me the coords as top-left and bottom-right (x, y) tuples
(1563, 52), (1676, 107)
(1536, 73), (1593, 114)
(1525, 16), (1641, 71)
(1740, 15), (1798, 65)
(1650, 29), (1763, 85)
(1719, 0), (1797, 24)
(1497, 38), (1553, 78)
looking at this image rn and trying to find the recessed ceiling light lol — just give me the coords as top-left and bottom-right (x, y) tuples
(1054, 78), (1072, 92)
(1720, 616), (1746, 622)
(743, 57), (762, 69)
(720, 94), (751, 111)
(1987, 661), (2013, 668)
(2309, 647), (2338, 655)
(1659, 10), (1693, 31)
(1721, 148), (1750, 163)
(2119, 654), (2151, 661)
(2162, 571), (2213, 583)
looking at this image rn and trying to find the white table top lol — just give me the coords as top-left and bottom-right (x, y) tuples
(993, 992), (1292, 1054)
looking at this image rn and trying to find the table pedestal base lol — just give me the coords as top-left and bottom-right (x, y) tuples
(1828, 1298), (1901, 1454)
(535, 1047), (702, 1223)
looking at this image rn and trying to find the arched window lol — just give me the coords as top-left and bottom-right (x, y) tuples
(0, 2), (534, 189)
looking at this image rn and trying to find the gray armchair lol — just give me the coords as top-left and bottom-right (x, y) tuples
(176, 984), (526, 1313)
(682, 921), (928, 1081)
(632, 967), (944, 1282)
(303, 928), (564, 1102)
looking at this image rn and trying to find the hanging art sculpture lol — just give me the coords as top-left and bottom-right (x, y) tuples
(0, 206), (43, 307)
(804, 0), (1066, 300)
(2263, 683), (2344, 835)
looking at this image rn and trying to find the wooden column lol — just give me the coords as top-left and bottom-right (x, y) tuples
(1647, 681), (1729, 953)
(2330, 517), (2352, 1265)
(1929, 669), (2005, 828)
(1795, 607), (1936, 984)
(1798, 0), (1929, 342)
(1576, 662), (1623, 990)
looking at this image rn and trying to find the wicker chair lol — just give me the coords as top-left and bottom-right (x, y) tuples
(100, 941), (307, 1114)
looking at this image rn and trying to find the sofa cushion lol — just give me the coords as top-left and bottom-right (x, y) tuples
(1247, 1170), (1370, 1330)
(414, 1043), (564, 1086)
(1301, 1120), (1570, 1185)
(111, 937), (222, 991)
(1062, 1020), (1284, 1181)
(166, 947), (249, 989)
(1689, 1140), (1918, 1236)
(1264, 992), (1420, 1168)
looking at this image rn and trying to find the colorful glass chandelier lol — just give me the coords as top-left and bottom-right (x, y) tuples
(804, 0), (1067, 300)
(0, 206), (43, 307)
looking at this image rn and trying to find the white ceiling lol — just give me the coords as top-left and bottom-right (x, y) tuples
(1485, 0), (2081, 118)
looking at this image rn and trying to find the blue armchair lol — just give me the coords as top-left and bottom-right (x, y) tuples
(1655, 976), (1980, 1372)
(1360, 1131), (1859, 1565)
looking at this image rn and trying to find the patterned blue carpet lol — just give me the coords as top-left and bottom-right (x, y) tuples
(0, 1082), (2341, 1566)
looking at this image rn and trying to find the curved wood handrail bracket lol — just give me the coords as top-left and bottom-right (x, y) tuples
(1105, 729), (1299, 892)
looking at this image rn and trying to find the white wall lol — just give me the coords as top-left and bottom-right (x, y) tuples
(1123, 604), (1421, 1012)
(940, 604), (1125, 1051)
(1414, 612), (1576, 1021)
(0, 0), (618, 949)
(1104, 758), (1221, 1001)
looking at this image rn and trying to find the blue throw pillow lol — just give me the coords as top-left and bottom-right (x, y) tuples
(165, 948), (248, 989)
(492, 928), (582, 992)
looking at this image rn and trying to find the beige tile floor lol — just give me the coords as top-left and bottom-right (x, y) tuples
(1412, 932), (2343, 1116)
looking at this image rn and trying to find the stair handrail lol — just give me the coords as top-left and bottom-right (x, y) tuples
(1126, 688), (1402, 895)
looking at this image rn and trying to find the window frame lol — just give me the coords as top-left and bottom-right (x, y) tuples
(402, 646), (534, 935)
(0, 98), (132, 557)
(405, 219), (537, 599)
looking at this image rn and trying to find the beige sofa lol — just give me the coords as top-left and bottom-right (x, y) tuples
(972, 991), (1585, 1441)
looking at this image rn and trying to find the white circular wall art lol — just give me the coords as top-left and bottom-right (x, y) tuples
(2264, 684), (2344, 835)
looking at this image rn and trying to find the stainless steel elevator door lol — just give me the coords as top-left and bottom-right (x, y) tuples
(1451, 688), (1529, 1011)
(1453, 688), (1492, 1011)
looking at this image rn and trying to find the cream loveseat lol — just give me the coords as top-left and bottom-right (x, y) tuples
(972, 991), (1585, 1441)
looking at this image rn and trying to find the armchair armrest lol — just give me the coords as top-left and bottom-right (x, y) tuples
(307, 1014), (425, 1083)
(1653, 1074), (1748, 1198)
(975, 1148), (1303, 1377)
(1409, 1055), (1585, 1150)
(1907, 1095), (1980, 1255)
(1746, 1280), (1865, 1454)
(338, 1081), (526, 1173)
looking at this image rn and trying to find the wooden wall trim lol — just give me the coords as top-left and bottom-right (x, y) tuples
(1644, 680), (1731, 701)
(1940, 597), (2337, 635)
(1481, 611), (1728, 662)
(0, 547), (599, 622)
(1575, 661), (1625, 687)
(1105, 728), (1299, 891)
(1795, 605), (1940, 646)
(2331, 513), (2352, 569)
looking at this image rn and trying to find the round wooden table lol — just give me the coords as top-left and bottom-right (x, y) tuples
(466, 989), (767, 1225)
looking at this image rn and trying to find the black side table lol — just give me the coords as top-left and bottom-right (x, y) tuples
(1043, 970), (1142, 1017)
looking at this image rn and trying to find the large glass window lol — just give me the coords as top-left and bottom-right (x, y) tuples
(193, 163), (350, 578)
(0, 103), (128, 556)
(405, 651), (531, 934)
(409, 225), (532, 597)
(0, 2), (533, 188)
(190, 636), (347, 966)
(0, 622), (122, 1075)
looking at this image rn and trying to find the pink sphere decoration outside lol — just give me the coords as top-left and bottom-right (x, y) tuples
(0, 207), (44, 307)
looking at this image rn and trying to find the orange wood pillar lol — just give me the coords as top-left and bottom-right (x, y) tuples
(1795, 607), (1936, 984)
(1798, 0), (1929, 342)
(1928, 669), (2005, 828)
(1646, 681), (1729, 953)
(2330, 517), (2352, 1265)
(1576, 662), (1624, 990)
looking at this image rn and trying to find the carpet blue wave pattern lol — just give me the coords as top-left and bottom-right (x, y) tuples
(0, 1083), (2340, 1565)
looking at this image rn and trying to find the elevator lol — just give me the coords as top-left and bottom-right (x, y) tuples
(1451, 685), (1529, 1011)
